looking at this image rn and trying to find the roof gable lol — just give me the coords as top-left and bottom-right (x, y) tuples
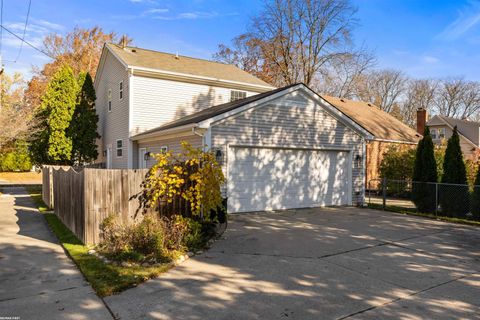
(428, 115), (480, 147)
(133, 84), (373, 141)
(105, 43), (273, 89)
(321, 96), (421, 143)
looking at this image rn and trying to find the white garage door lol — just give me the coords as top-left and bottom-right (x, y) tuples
(228, 147), (351, 213)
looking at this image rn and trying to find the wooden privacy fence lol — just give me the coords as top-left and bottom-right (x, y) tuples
(43, 166), (149, 245)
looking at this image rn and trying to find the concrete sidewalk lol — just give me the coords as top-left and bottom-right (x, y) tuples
(0, 187), (112, 320)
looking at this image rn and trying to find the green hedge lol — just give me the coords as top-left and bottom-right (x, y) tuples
(0, 142), (32, 172)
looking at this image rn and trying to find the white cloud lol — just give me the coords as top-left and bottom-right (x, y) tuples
(438, 1), (480, 40)
(422, 55), (440, 64)
(154, 11), (223, 20)
(144, 8), (169, 14)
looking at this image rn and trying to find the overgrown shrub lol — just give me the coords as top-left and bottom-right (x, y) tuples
(0, 141), (32, 172)
(379, 145), (415, 181)
(98, 213), (211, 262)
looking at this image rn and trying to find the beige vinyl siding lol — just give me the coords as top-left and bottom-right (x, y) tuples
(429, 125), (478, 160)
(95, 51), (130, 168)
(130, 76), (261, 135)
(211, 90), (365, 205)
(136, 135), (202, 168)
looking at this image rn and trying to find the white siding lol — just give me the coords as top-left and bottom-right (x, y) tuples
(211, 90), (365, 206)
(95, 51), (130, 168)
(130, 76), (261, 135)
(136, 135), (202, 168)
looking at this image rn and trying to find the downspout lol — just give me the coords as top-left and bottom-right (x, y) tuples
(192, 126), (205, 219)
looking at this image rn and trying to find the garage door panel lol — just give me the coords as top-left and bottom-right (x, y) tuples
(228, 147), (350, 213)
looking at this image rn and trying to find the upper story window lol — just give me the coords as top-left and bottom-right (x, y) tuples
(108, 89), (112, 112)
(438, 127), (446, 139)
(119, 81), (124, 100)
(431, 128), (437, 139)
(230, 90), (246, 102)
(116, 139), (123, 157)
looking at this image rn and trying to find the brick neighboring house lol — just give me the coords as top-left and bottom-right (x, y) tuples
(321, 96), (421, 187)
(426, 115), (480, 160)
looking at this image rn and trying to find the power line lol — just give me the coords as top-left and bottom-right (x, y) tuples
(0, 0), (3, 55)
(13, 0), (32, 63)
(0, 24), (54, 59)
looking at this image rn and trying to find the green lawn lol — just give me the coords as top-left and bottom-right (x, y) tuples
(367, 203), (480, 227)
(26, 186), (173, 297)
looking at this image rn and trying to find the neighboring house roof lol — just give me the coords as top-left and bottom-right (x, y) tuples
(427, 115), (480, 147)
(132, 83), (374, 141)
(105, 43), (273, 89)
(321, 95), (421, 144)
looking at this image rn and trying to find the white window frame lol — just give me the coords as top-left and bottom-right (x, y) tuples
(108, 89), (112, 112)
(438, 127), (446, 139)
(230, 90), (247, 102)
(430, 128), (437, 139)
(160, 146), (168, 154)
(116, 139), (123, 158)
(119, 81), (123, 101)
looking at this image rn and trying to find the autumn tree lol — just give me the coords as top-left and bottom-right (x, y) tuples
(69, 72), (100, 164)
(0, 72), (36, 152)
(25, 27), (128, 111)
(400, 79), (438, 127)
(30, 66), (79, 165)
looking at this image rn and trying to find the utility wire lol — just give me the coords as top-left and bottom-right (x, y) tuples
(0, 24), (54, 59)
(0, 0), (3, 55)
(14, 0), (32, 63)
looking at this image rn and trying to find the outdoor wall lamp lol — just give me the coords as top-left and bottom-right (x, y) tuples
(215, 148), (223, 165)
(355, 154), (362, 167)
(144, 151), (152, 161)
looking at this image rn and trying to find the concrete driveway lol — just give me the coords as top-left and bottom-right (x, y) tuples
(105, 207), (480, 320)
(0, 187), (112, 320)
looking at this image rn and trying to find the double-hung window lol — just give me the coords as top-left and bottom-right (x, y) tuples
(119, 81), (123, 100)
(108, 89), (112, 112)
(438, 127), (446, 139)
(116, 139), (123, 157)
(430, 128), (437, 140)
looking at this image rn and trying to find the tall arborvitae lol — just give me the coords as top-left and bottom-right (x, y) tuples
(471, 165), (480, 220)
(440, 126), (470, 217)
(412, 127), (438, 213)
(30, 65), (78, 165)
(69, 72), (100, 164)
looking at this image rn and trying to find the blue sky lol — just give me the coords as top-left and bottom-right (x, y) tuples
(2, 0), (480, 80)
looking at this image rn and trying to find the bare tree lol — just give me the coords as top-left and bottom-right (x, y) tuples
(434, 78), (467, 118)
(400, 79), (438, 127)
(215, 0), (358, 86)
(315, 47), (376, 98)
(354, 69), (407, 113)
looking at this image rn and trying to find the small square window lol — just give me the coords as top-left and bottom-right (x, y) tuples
(116, 139), (123, 157)
(230, 90), (246, 102)
(119, 81), (123, 100)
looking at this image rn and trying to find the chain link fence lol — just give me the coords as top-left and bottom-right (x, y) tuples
(367, 178), (480, 221)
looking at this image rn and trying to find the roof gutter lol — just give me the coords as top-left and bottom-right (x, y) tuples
(371, 138), (419, 145)
(132, 123), (198, 141)
(129, 65), (275, 92)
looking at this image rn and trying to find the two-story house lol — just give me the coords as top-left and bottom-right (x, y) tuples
(425, 114), (480, 160)
(94, 43), (380, 213)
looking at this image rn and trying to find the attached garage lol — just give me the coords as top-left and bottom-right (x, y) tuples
(227, 146), (352, 213)
(131, 84), (373, 213)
